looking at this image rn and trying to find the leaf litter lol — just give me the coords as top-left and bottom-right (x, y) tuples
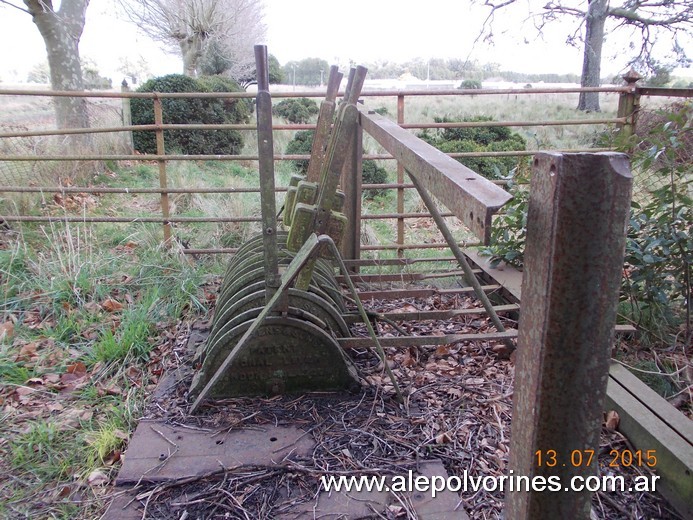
(122, 289), (681, 520)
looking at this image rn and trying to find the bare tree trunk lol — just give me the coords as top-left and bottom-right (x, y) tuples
(25, 0), (90, 129)
(577, 0), (608, 112)
(180, 37), (203, 77)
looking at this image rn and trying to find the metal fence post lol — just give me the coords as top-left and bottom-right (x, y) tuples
(506, 152), (632, 520)
(121, 80), (134, 153)
(396, 94), (405, 257)
(153, 95), (172, 246)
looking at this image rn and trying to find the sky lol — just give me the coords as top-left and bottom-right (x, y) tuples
(0, 0), (689, 85)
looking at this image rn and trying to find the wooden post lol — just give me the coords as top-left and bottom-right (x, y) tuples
(121, 80), (134, 153)
(396, 94), (405, 258)
(506, 153), (632, 520)
(153, 95), (172, 246)
(616, 69), (641, 144)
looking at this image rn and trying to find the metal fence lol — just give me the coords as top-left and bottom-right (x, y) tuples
(0, 82), (690, 258)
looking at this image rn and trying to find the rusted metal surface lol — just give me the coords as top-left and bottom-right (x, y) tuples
(506, 153), (632, 520)
(255, 45), (280, 295)
(341, 303), (520, 324)
(116, 421), (315, 484)
(356, 285), (500, 300)
(338, 330), (518, 349)
(305, 65), (341, 183)
(396, 94), (406, 255)
(358, 108), (512, 244)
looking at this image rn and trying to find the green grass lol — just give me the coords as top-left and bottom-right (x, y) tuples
(0, 215), (214, 517)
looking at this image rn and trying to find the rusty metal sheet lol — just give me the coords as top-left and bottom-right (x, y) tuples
(116, 421), (315, 484)
(358, 108), (512, 244)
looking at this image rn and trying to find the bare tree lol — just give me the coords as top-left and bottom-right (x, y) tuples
(119, 0), (265, 79)
(479, 0), (693, 111)
(1, 0), (90, 128)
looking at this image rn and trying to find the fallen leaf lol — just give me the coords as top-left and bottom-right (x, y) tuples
(435, 432), (451, 444)
(435, 345), (451, 357)
(15, 342), (39, 362)
(604, 410), (620, 431)
(0, 321), (14, 343)
(87, 470), (108, 486)
(101, 298), (123, 313)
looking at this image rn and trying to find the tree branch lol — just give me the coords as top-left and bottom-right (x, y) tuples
(0, 0), (30, 14)
(609, 5), (693, 27)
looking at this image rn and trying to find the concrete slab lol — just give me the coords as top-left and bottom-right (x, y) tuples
(116, 421), (315, 484)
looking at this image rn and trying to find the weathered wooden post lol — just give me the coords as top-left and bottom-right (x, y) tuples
(506, 153), (632, 519)
(616, 69), (641, 144)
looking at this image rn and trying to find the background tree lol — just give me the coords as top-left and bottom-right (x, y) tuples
(282, 58), (330, 87)
(119, 0), (265, 79)
(118, 55), (152, 85)
(1, 0), (90, 128)
(27, 61), (50, 83)
(479, 0), (692, 111)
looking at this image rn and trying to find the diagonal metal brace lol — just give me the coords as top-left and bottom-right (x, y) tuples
(407, 171), (514, 349)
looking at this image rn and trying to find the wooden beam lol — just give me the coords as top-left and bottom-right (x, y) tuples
(606, 363), (692, 519)
(358, 107), (512, 244)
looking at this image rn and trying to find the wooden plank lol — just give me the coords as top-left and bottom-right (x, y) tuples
(464, 249), (636, 335)
(358, 107), (512, 244)
(464, 249), (523, 302)
(605, 378), (693, 519)
(609, 362), (693, 446)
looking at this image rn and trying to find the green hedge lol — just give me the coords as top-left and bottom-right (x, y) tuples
(131, 74), (249, 155)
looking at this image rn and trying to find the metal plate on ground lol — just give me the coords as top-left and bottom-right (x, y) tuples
(115, 421), (315, 485)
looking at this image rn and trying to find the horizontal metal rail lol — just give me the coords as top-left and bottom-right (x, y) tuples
(0, 148), (614, 162)
(0, 119), (622, 139)
(0, 215), (262, 223)
(341, 303), (520, 324)
(400, 118), (624, 129)
(338, 330), (518, 349)
(0, 85), (629, 99)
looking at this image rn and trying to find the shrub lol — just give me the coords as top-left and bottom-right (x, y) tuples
(285, 130), (314, 174)
(131, 74), (247, 155)
(285, 130), (389, 198)
(459, 79), (482, 89)
(273, 98), (319, 124)
(362, 160), (389, 198)
(419, 116), (527, 179)
(197, 75), (252, 122)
